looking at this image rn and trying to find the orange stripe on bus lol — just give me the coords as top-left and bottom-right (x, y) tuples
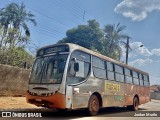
(26, 92), (66, 109)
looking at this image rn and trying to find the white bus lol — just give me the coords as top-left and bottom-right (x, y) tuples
(26, 43), (150, 115)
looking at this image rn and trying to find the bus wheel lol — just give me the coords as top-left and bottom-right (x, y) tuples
(129, 97), (139, 111)
(88, 95), (99, 116)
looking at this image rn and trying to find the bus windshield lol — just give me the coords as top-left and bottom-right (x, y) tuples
(30, 54), (68, 84)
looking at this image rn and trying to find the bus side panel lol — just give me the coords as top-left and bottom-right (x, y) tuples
(104, 81), (125, 107)
(124, 84), (136, 106)
(72, 77), (104, 109)
(72, 85), (90, 109)
(145, 86), (150, 103)
(103, 80), (116, 107)
(138, 86), (145, 104)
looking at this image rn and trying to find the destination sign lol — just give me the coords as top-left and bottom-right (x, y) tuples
(37, 45), (69, 57)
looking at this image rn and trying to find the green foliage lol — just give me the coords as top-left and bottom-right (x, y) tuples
(103, 23), (129, 60)
(0, 2), (36, 49)
(58, 20), (129, 61)
(0, 2), (36, 68)
(0, 47), (34, 68)
(58, 19), (105, 54)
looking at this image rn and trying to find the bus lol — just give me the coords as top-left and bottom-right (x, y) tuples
(26, 43), (150, 115)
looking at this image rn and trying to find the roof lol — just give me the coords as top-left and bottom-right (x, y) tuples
(37, 43), (149, 75)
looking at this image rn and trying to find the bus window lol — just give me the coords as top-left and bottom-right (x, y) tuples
(124, 68), (131, 76)
(93, 56), (105, 68)
(132, 71), (139, 85)
(124, 68), (133, 84)
(29, 58), (46, 83)
(67, 51), (90, 85)
(93, 56), (106, 79)
(143, 75), (149, 86)
(143, 75), (149, 81)
(115, 65), (123, 74)
(139, 74), (144, 86)
(75, 60), (85, 77)
(42, 55), (68, 84)
(115, 65), (124, 82)
(71, 50), (90, 62)
(107, 62), (114, 71)
(106, 62), (115, 81)
(144, 81), (149, 86)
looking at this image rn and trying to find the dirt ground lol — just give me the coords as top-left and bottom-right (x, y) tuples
(0, 97), (37, 109)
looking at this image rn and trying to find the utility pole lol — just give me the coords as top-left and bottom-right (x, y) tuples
(126, 37), (129, 65)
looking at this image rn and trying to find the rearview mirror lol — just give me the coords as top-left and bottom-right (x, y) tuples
(74, 62), (79, 72)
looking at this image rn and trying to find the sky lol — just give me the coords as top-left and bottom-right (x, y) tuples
(0, 0), (160, 85)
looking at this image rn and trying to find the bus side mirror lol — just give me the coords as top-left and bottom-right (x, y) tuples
(74, 62), (79, 72)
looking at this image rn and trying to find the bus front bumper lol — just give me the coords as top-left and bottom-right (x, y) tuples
(26, 91), (66, 109)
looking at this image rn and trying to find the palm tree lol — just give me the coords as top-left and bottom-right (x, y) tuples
(0, 2), (36, 49)
(103, 23), (129, 60)
(12, 3), (36, 36)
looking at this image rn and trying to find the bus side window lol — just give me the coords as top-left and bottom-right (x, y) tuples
(139, 74), (144, 86)
(133, 71), (140, 85)
(106, 62), (115, 81)
(67, 50), (91, 85)
(125, 68), (133, 84)
(68, 58), (76, 76)
(143, 75), (149, 86)
(75, 60), (85, 77)
(115, 65), (124, 82)
(92, 56), (106, 79)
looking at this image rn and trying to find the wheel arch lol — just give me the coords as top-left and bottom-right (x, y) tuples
(91, 92), (102, 107)
(134, 94), (139, 104)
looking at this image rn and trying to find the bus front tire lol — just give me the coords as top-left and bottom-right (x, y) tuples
(88, 95), (99, 116)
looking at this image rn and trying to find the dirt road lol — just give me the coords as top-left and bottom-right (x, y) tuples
(0, 97), (160, 120)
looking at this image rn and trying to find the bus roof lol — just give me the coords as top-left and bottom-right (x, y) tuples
(37, 43), (149, 75)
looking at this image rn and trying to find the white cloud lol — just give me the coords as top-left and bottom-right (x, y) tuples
(115, 0), (160, 21)
(129, 42), (152, 56)
(151, 49), (160, 56)
(129, 58), (153, 67)
(121, 42), (160, 57)
(121, 42), (160, 67)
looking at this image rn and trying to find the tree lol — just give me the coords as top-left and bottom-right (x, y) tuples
(0, 2), (36, 49)
(0, 47), (34, 68)
(0, 2), (36, 68)
(103, 23), (129, 60)
(11, 3), (36, 36)
(58, 20), (129, 61)
(58, 19), (105, 53)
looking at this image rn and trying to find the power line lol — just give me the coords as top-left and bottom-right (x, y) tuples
(67, 0), (95, 19)
(37, 0), (82, 25)
(29, 27), (63, 41)
(14, 0), (70, 28)
(55, 0), (85, 19)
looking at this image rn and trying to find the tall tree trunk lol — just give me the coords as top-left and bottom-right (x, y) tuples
(0, 28), (7, 49)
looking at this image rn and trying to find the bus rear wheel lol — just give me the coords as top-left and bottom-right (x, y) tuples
(128, 97), (139, 111)
(88, 95), (99, 116)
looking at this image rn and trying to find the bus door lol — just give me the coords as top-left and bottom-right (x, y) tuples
(65, 85), (73, 109)
(66, 57), (90, 109)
